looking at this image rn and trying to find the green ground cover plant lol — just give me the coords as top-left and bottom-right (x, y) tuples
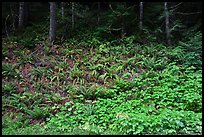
(2, 28), (202, 135)
(2, 3), (202, 135)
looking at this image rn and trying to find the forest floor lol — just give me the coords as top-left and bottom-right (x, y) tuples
(2, 26), (202, 135)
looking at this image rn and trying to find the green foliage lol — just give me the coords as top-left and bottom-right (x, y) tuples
(2, 112), (29, 129)
(166, 46), (185, 63)
(2, 82), (17, 95)
(2, 63), (19, 79)
(19, 37), (36, 49)
(25, 105), (50, 119)
(2, 124), (59, 135)
(2, 4), (202, 134)
(45, 97), (202, 135)
(178, 31), (202, 69)
(43, 46), (201, 134)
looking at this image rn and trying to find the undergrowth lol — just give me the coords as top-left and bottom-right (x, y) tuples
(2, 22), (202, 135)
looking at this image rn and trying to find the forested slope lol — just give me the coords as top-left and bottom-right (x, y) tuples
(2, 2), (202, 135)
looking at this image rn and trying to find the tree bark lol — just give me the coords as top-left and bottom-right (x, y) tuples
(18, 2), (24, 28)
(139, 2), (143, 31)
(72, 2), (74, 29)
(164, 2), (171, 45)
(49, 2), (56, 45)
(61, 2), (64, 18)
(121, 3), (126, 38)
(5, 15), (10, 37)
(97, 2), (100, 24)
(10, 3), (16, 31)
(121, 17), (125, 38)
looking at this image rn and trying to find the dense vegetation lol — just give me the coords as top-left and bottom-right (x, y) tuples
(2, 2), (202, 135)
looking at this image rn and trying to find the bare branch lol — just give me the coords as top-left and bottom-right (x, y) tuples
(107, 28), (122, 31)
(174, 11), (202, 15)
(169, 2), (183, 10)
(108, 4), (119, 15)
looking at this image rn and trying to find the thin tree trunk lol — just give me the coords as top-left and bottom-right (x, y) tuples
(10, 4), (16, 31)
(72, 2), (74, 29)
(120, 3), (126, 38)
(49, 2), (56, 45)
(97, 2), (100, 24)
(121, 18), (125, 38)
(164, 2), (171, 45)
(18, 2), (24, 28)
(5, 15), (10, 37)
(61, 2), (64, 18)
(139, 2), (143, 31)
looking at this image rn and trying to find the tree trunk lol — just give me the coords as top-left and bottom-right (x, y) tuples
(72, 2), (74, 29)
(10, 3), (16, 31)
(164, 2), (171, 45)
(139, 2), (143, 31)
(61, 2), (64, 18)
(5, 15), (10, 37)
(97, 2), (100, 24)
(121, 3), (126, 38)
(49, 2), (56, 45)
(121, 17), (125, 38)
(18, 2), (24, 28)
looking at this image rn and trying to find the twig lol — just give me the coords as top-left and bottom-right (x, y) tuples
(174, 11), (202, 15)
(109, 4), (120, 15)
(107, 28), (122, 31)
(169, 2), (183, 10)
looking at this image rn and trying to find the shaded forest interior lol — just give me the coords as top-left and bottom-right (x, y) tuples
(2, 2), (202, 135)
